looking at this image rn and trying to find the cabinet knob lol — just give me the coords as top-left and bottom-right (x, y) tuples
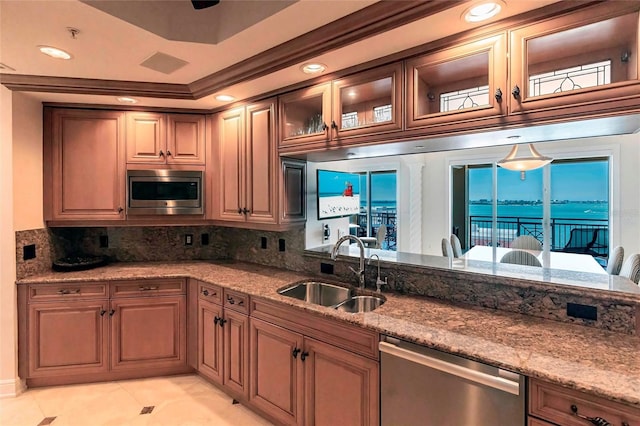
(109, 309), (116, 317)
(331, 120), (338, 130)
(300, 351), (309, 361)
(214, 316), (220, 325)
(494, 88), (503, 102)
(100, 309), (107, 316)
(292, 348), (301, 358)
(166, 150), (172, 157)
(159, 150), (165, 157)
(570, 404), (612, 426)
(218, 318), (227, 327)
(117, 207), (124, 213)
(227, 295), (235, 305)
(242, 208), (250, 215)
(238, 208), (243, 214)
(511, 85), (521, 99)
(321, 122), (328, 131)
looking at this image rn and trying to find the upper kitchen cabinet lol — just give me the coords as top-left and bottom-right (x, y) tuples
(211, 99), (306, 228)
(509, 2), (640, 116)
(406, 33), (506, 129)
(44, 108), (126, 222)
(126, 112), (206, 166)
(278, 62), (403, 153)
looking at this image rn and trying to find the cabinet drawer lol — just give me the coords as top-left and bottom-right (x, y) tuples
(110, 279), (186, 298)
(529, 379), (640, 426)
(197, 282), (222, 304)
(28, 283), (108, 302)
(223, 289), (248, 314)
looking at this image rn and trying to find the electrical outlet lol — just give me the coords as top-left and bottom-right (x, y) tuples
(261, 237), (267, 249)
(201, 233), (209, 245)
(23, 244), (36, 260)
(185, 234), (193, 246)
(99, 235), (109, 248)
(279, 239), (286, 252)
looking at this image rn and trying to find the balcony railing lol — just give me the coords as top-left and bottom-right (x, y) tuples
(352, 210), (397, 250)
(468, 215), (609, 257)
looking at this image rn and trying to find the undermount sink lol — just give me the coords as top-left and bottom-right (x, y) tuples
(277, 281), (385, 313)
(278, 281), (352, 307)
(335, 295), (385, 313)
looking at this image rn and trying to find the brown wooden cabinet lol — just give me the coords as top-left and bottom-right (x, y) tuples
(509, 2), (640, 118)
(44, 108), (126, 221)
(279, 62), (403, 153)
(27, 300), (109, 378)
(196, 282), (250, 399)
(528, 378), (640, 426)
(250, 299), (379, 426)
(19, 279), (188, 387)
(211, 98), (306, 227)
(405, 33), (506, 129)
(126, 112), (206, 165)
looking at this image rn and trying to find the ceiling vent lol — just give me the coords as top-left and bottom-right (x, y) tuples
(140, 52), (189, 75)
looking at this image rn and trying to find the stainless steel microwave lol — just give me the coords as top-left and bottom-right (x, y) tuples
(127, 170), (203, 215)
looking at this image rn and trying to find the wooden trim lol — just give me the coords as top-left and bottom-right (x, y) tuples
(0, 74), (193, 99)
(25, 366), (194, 388)
(43, 102), (210, 114)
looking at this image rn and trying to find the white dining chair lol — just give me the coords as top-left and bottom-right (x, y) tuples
(450, 234), (462, 258)
(511, 235), (542, 251)
(441, 238), (454, 258)
(619, 253), (640, 284)
(606, 246), (624, 275)
(500, 250), (542, 267)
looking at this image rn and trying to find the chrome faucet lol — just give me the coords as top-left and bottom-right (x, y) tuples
(368, 254), (387, 293)
(330, 235), (366, 288)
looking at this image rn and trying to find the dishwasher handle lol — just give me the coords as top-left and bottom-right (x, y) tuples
(379, 341), (521, 396)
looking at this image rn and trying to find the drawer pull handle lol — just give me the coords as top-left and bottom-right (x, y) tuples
(292, 348), (301, 358)
(226, 295), (244, 306)
(138, 286), (159, 291)
(109, 309), (116, 317)
(100, 310), (107, 316)
(218, 318), (227, 327)
(570, 405), (612, 426)
(202, 289), (217, 297)
(300, 351), (309, 361)
(57, 288), (80, 295)
(214, 316), (220, 325)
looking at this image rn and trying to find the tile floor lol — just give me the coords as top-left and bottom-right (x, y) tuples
(0, 374), (274, 426)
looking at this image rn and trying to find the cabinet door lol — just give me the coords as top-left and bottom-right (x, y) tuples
(48, 109), (125, 220)
(198, 299), (223, 384)
(509, 3), (640, 115)
(245, 99), (278, 224)
(212, 108), (245, 222)
(278, 83), (332, 148)
(110, 296), (186, 370)
(28, 301), (109, 378)
(280, 159), (306, 223)
(304, 337), (379, 426)
(166, 114), (206, 165)
(332, 62), (403, 139)
(406, 33), (506, 129)
(126, 112), (167, 164)
(222, 309), (249, 398)
(250, 318), (304, 426)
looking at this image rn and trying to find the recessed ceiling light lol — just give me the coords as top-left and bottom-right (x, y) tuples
(414, 145), (424, 149)
(215, 94), (235, 102)
(463, 1), (503, 23)
(507, 135), (521, 140)
(38, 45), (72, 60)
(348, 90), (357, 98)
(300, 63), (327, 74)
(116, 97), (138, 104)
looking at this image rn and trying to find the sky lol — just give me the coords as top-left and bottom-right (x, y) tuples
(468, 160), (609, 201)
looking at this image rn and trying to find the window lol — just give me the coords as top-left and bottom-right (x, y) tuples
(440, 85), (489, 112)
(529, 60), (611, 97)
(349, 170), (397, 250)
(453, 157), (609, 272)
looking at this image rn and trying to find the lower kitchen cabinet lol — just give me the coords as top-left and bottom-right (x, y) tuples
(196, 281), (250, 399)
(110, 296), (186, 371)
(18, 279), (188, 387)
(528, 378), (640, 426)
(27, 300), (110, 378)
(249, 313), (379, 426)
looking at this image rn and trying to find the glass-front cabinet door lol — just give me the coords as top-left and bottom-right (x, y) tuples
(405, 33), (506, 129)
(278, 83), (331, 148)
(509, 2), (639, 114)
(331, 62), (403, 139)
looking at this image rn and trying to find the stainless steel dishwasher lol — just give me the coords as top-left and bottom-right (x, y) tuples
(380, 336), (525, 426)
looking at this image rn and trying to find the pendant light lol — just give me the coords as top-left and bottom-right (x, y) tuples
(497, 143), (552, 171)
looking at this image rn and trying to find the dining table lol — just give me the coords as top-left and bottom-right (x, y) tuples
(461, 245), (607, 275)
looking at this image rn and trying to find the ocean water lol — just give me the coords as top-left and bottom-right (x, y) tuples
(469, 202), (608, 220)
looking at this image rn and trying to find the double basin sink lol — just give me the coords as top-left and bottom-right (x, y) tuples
(277, 281), (385, 313)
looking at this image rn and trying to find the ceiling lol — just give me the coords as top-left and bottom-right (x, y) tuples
(0, 0), (563, 110)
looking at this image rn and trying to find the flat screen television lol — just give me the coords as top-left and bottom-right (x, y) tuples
(317, 169), (362, 219)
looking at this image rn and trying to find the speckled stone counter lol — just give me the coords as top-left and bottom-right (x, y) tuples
(17, 261), (640, 409)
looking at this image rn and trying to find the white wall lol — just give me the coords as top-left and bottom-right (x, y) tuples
(0, 85), (18, 397)
(306, 133), (640, 259)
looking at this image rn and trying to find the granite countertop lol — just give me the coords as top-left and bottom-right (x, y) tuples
(18, 260), (640, 409)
